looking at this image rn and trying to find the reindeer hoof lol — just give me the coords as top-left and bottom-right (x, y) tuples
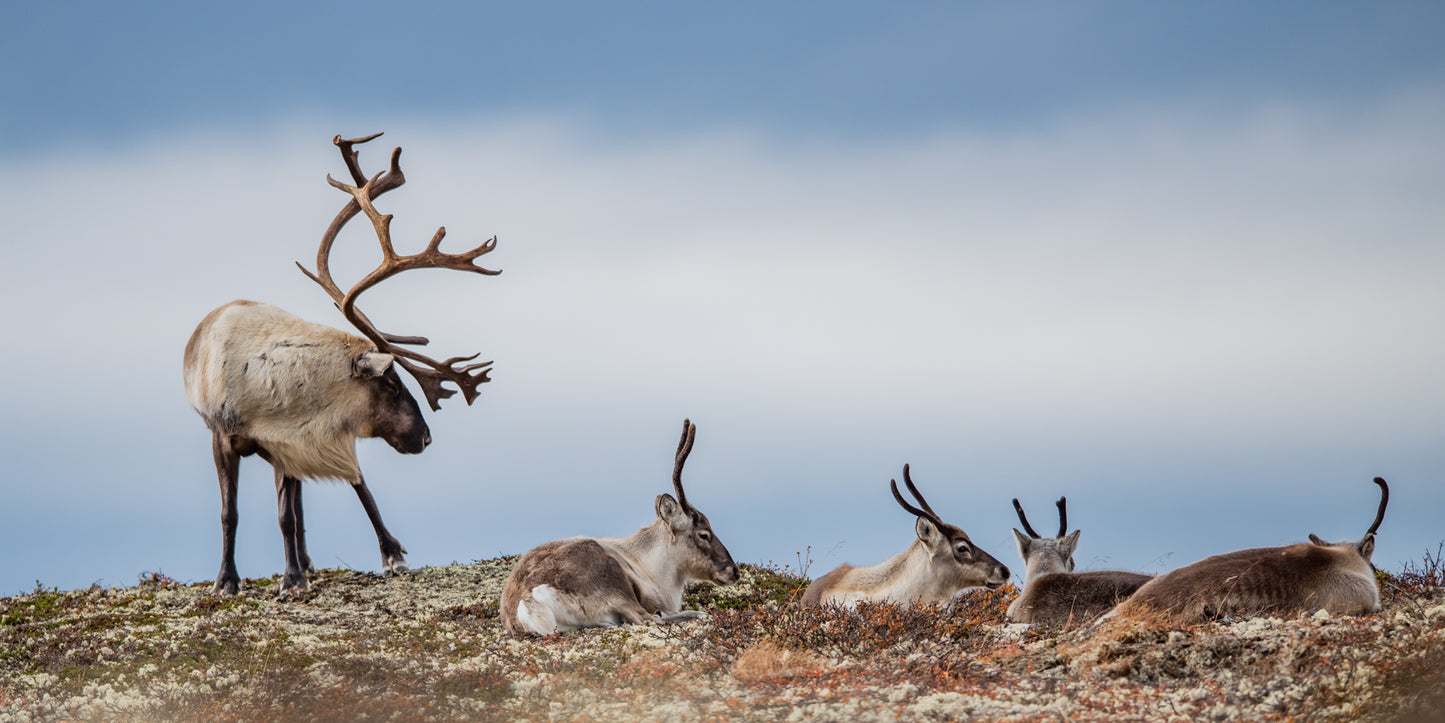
(212, 577), (240, 597)
(383, 555), (409, 576)
(278, 574), (310, 599)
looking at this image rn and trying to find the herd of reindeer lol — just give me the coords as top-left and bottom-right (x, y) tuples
(182, 133), (1393, 638)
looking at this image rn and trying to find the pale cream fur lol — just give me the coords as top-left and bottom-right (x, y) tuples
(805, 517), (1010, 607)
(593, 517), (697, 615)
(184, 300), (387, 482)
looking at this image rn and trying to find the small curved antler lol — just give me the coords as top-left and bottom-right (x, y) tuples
(1366, 477), (1390, 536)
(672, 419), (697, 512)
(891, 464), (945, 530)
(1055, 496), (1068, 538)
(1012, 498), (1041, 539)
(296, 132), (501, 411)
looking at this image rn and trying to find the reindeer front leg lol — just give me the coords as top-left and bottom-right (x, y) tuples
(353, 476), (408, 574)
(211, 431), (241, 596)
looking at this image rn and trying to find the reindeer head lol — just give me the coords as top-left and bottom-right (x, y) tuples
(892, 465), (1010, 591)
(654, 420), (739, 586)
(353, 353), (430, 454)
(1308, 477), (1390, 567)
(1011, 496), (1081, 581)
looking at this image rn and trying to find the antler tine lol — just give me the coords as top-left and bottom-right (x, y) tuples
(297, 132), (502, 412)
(335, 132), (384, 185)
(891, 465), (943, 528)
(672, 419), (697, 511)
(1056, 496), (1068, 538)
(1012, 499), (1041, 539)
(1366, 477), (1390, 536)
(297, 139), (405, 310)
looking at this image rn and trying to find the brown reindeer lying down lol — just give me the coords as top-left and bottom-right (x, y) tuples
(501, 421), (739, 636)
(1112, 477), (1389, 625)
(1006, 496), (1152, 626)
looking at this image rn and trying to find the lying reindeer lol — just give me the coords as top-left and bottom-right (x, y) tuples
(501, 420), (739, 635)
(184, 133), (498, 597)
(801, 465), (1009, 606)
(1113, 477), (1390, 624)
(1006, 496), (1151, 625)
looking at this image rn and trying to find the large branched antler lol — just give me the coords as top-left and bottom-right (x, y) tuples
(296, 132), (501, 411)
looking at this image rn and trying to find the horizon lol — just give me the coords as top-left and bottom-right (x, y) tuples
(2, 3), (1442, 596)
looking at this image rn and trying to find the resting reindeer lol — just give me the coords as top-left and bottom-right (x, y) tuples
(1112, 477), (1390, 625)
(501, 420), (739, 636)
(801, 465), (1010, 607)
(184, 133), (499, 597)
(1006, 496), (1152, 625)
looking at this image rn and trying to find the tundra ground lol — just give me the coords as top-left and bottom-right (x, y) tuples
(2, 550), (1442, 722)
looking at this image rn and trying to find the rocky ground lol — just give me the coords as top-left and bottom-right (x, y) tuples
(2, 553), (1442, 722)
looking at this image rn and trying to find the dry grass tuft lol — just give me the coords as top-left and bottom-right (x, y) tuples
(730, 642), (830, 682)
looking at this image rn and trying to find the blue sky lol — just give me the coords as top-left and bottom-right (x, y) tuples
(2, 3), (1443, 596)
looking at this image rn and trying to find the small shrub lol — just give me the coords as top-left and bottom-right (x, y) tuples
(684, 562), (809, 611)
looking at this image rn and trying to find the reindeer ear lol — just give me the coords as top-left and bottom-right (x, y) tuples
(915, 518), (945, 550)
(1012, 529), (1032, 559)
(1059, 529), (1082, 558)
(1356, 533), (1376, 562)
(352, 352), (395, 379)
(1308, 533), (1328, 547)
(656, 494), (690, 532)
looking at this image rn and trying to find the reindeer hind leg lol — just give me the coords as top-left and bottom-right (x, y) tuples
(276, 471), (310, 598)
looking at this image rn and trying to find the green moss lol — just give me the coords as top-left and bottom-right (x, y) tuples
(685, 562), (809, 611)
(1, 587), (77, 626)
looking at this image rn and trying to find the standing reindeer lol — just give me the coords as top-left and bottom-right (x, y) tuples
(801, 465), (1010, 607)
(1112, 477), (1391, 624)
(501, 420), (740, 636)
(184, 133), (499, 597)
(1005, 496), (1152, 625)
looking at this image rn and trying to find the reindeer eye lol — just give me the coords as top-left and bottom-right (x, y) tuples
(955, 542), (971, 555)
(698, 531), (712, 542)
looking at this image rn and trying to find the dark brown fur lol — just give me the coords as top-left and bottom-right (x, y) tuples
(1116, 543), (1377, 624)
(1008, 570), (1153, 625)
